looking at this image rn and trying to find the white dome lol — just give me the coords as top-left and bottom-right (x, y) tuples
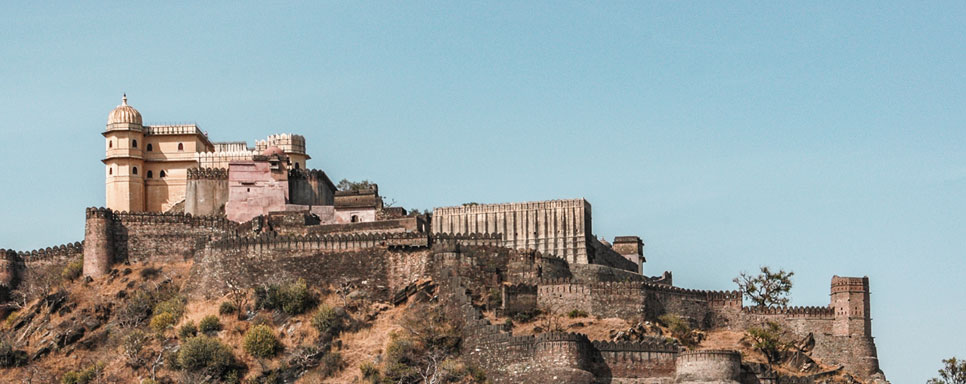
(107, 94), (142, 125)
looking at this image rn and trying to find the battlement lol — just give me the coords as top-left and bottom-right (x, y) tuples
(741, 305), (835, 318)
(433, 198), (588, 214)
(536, 278), (741, 304)
(186, 167), (228, 180)
(591, 338), (680, 354)
(831, 275), (869, 292)
(143, 124), (205, 136)
(208, 231), (430, 252)
(7, 242), (84, 263)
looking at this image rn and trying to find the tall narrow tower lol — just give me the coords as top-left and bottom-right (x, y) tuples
(103, 94), (145, 211)
(831, 275), (872, 337)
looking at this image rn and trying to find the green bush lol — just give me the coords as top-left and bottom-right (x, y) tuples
(511, 310), (538, 323)
(154, 296), (186, 320)
(178, 321), (198, 339)
(61, 259), (83, 281)
(149, 312), (176, 333)
(254, 279), (314, 315)
(199, 315), (222, 334)
(747, 321), (790, 365)
(243, 324), (280, 358)
(567, 309), (589, 318)
(359, 361), (380, 381)
(311, 304), (344, 340)
(61, 362), (104, 384)
(118, 290), (155, 328)
(177, 336), (235, 375)
(219, 301), (237, 315)
(659, 313), (699, 347)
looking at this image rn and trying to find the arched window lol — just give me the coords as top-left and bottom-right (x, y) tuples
(109, 167), (113, 175)
(147, 170), (153, 178)
(160, 170), (166, 178)
(294, 162), (300, 169)
(177, 143), (184, 151)
(132, 139), (138, 149)
(146, 143), (153, 152)
(351, 215), (359, 223)
(108, 140), (113, 148)
(132, 167), (138, 175)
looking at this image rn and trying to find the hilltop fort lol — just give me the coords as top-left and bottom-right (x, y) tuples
(0, 96), (889, 383)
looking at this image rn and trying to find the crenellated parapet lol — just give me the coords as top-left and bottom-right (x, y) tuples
(186, 167), (228, 180)
(741, 305), (835, 319)
(675, 349), (742, 384)
(14, 241), (84, 263)
(208, 231), (430, 252)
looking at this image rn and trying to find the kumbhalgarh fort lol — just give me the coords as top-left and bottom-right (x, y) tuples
(0, 96), (890, 383)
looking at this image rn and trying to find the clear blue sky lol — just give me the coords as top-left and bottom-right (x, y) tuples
(1, 2), (963, 381)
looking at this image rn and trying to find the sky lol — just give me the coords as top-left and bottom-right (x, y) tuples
(1, 2), (963, 382)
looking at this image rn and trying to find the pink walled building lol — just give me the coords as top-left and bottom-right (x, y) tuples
(225, 159), (288, 223)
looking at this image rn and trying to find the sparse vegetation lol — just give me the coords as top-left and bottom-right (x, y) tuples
(61, 259), (83, 281)
(319, 351), (345, 378)
(567, 309), (589, 318)
(929, 357), (966, 384)
(199, 315), (222, 334)
(254, 279), (315, 315)
(733, 266), (794, 308)
(149, 312), (175, 333)
(0, 339), (27, 368)
(121, 330), (149, 368)
(337, 179), (375, 192)
(658, 313), (700, 347)
(244, 324), (281, 358)
(219, 301), (237, 315)
(178, 321), (198, 339)
(747, 321), (791, 365)
(118, 290), (155, 328)
(176, 336), (237, 378)
(61, 362), (104, 384)
(311, 304), (345, 342)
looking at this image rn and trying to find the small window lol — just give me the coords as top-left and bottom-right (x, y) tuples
(108, 140), (113, 148)
(351, 215), (359, 223)
(294, 162), (300, 169)
(160, 170), (166, 178)
(177, 143), (184, 151)
(146, 143), (153, 151)
(109, 167), (113, 175)
(147, 170), (153, 178)
(132, 167), (138, 175)
(132, 139), (138, 149)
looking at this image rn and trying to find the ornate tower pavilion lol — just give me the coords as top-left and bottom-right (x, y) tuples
(103, 94), (146, 211)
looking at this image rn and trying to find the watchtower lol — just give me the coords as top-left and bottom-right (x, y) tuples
(103, 94), (146, 212)
(831, 275), (871, 337)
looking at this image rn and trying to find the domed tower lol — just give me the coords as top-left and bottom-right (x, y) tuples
(103, 94), (145, 211)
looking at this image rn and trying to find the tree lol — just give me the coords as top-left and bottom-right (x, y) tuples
(929, 357), (966, 384)
(747, 321), (791, 366)
(733, 266), (794, 308)
(336, 179), (375, 192)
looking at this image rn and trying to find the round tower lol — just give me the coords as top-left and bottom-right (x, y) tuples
(83, 207), (115, 277)
(0, 249), (21, 302)
(103, 94), (146, 212)
(675, 349), (742, 384)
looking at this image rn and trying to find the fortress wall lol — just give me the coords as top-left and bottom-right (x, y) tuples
(501, 283), (537, 315)
(432, 199), (592, 265)
(288, 169), (335, 206)
(111, 210), (238, 264)
(591, 340), (678, 379)
(506, 250), (573, 282)
(184, 168), (228, 216)
(674, 349), (742, 384)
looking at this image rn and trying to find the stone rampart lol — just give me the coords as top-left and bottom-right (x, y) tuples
(674, 349), (742, 384)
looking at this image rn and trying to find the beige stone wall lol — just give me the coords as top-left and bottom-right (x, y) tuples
(432, 199), (592, 264)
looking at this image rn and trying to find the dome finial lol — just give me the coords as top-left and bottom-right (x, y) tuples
(122, 93), (128, 106)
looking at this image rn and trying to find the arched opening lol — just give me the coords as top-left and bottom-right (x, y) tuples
(294, 162), (300, 169)
(146, 143), (153, 152)
(177, 143), (184, 151)
(132, 167), (138, 175)
(147, 170), (153, 178)
(108, 140), (113, 149)
(132, 139), (138, 149)
(109, 167), (113, 175)
(351, 215), (359, 223)
(160, 170), (166, 178)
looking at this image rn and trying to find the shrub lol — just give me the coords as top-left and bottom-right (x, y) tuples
(360, 361), (380, 380)
(154, 296), (186, 320)
(219, 301), (237, 315)
(511, 310), (537, 323)
(121, 330), (148, 367)
(658, 313), (699, 347)
(0, 339), (27, 368)
(319, 351), (344, 378)
(61, 259), (83, 281)
(118, 290), (155, 328)
(178, 321), (198, 339)
(567, 309), (589, 318)
(199, 315), (222, 334)
(747, 321), (790, 365)
(243, 324), (280, 358)
(139, 267), (161, 279)
(61, 362), (104, 384)
(149, 312), (176, 333)
(255, 279), (314, 315)
(177, 336), (235, 375)
(311, 304), (344, 340)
